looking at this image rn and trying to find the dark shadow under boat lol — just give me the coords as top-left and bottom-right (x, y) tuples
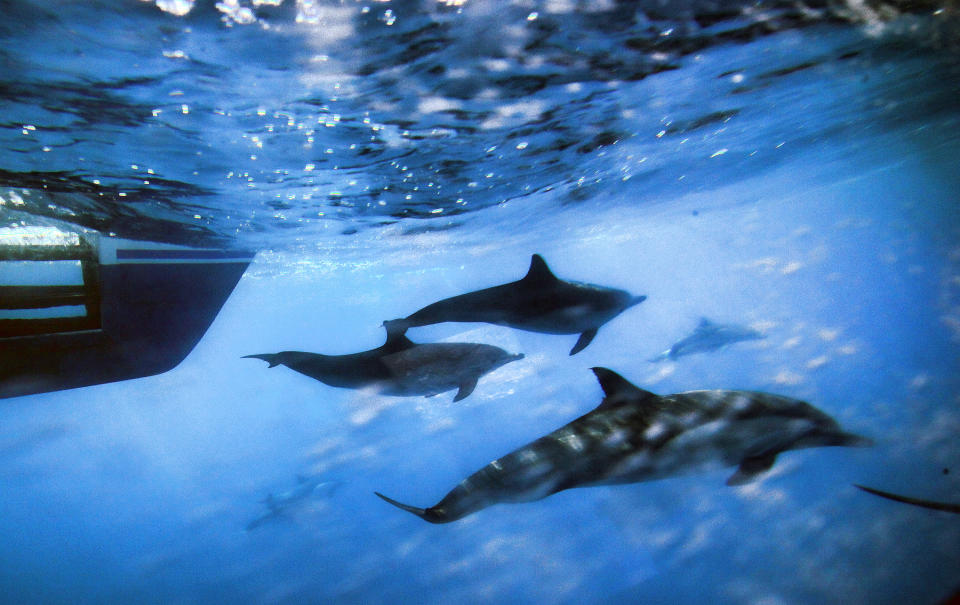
(1, 229), (254, 399)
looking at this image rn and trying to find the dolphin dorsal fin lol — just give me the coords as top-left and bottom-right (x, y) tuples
(697, 317), (715, 330)
(382, 322), (415, 351)
(591, 368), (658, 408)
(523, 254), (559, 285)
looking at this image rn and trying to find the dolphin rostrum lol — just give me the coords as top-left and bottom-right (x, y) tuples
(244, 325), (523, 402)
(650, 317), (765, 362)
(384, 254), (645, 355)
(376, 367), (870, 523)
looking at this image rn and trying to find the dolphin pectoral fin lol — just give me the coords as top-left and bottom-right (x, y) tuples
(375, 492), (448, 523)
(570, 328), (598, 355)
(453, 378), (478, 402)
(243, 354), (280, 368)
(726, 453), (778, 486)
(725, 470), (753, 486)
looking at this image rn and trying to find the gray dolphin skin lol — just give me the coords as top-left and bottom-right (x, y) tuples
(650, 317), (765, 362)
(375, 367), (870, 523)
(243, 325), (522, 402)
(246, 475), (340, 531)
(384, 254), (646, 355)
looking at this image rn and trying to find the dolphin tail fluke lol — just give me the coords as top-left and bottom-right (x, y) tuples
(570, 328), (598, 355)
(243, 354), (281, 368)
(375, 492), (447, 524)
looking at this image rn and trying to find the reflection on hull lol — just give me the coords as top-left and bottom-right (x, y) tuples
(1, 231), (253, 399)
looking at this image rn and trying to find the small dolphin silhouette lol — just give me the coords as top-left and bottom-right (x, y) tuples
(376, 367), (869, 523)
(650, 317), (764, 362)
(244, 325), (522, 402)
(384, 254), (645, 355)
(246, 475), (340, 531)
(854, 484), (960, 514)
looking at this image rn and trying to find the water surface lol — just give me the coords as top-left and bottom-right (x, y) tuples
(1, 1), (959, 603)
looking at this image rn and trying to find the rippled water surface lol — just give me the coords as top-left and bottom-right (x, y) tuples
(2, 1), (959, 603)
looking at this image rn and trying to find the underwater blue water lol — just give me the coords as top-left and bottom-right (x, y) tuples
(2, 1), (960, 603)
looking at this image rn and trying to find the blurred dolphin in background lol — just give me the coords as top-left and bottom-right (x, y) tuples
(649, 317), (765, 362)
(246, 475), (341, 531)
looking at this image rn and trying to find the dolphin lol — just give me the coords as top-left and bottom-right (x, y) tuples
(384, 254), (645, 355)
(650, 317), (765, 362)
(376, 367), (870, 523)
(244, 325), (523, 402)
(246, 475), (340, 531)
(854, 484), (960, 514)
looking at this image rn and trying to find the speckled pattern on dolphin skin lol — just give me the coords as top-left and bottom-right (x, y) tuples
(376, 367), (870, 523)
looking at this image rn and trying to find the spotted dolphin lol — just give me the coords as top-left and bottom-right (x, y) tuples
(384, 254), (645, 355)
(244, 325), (523, 402)
(649, 317), (765, 362)
(376, 367), (869, 523)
